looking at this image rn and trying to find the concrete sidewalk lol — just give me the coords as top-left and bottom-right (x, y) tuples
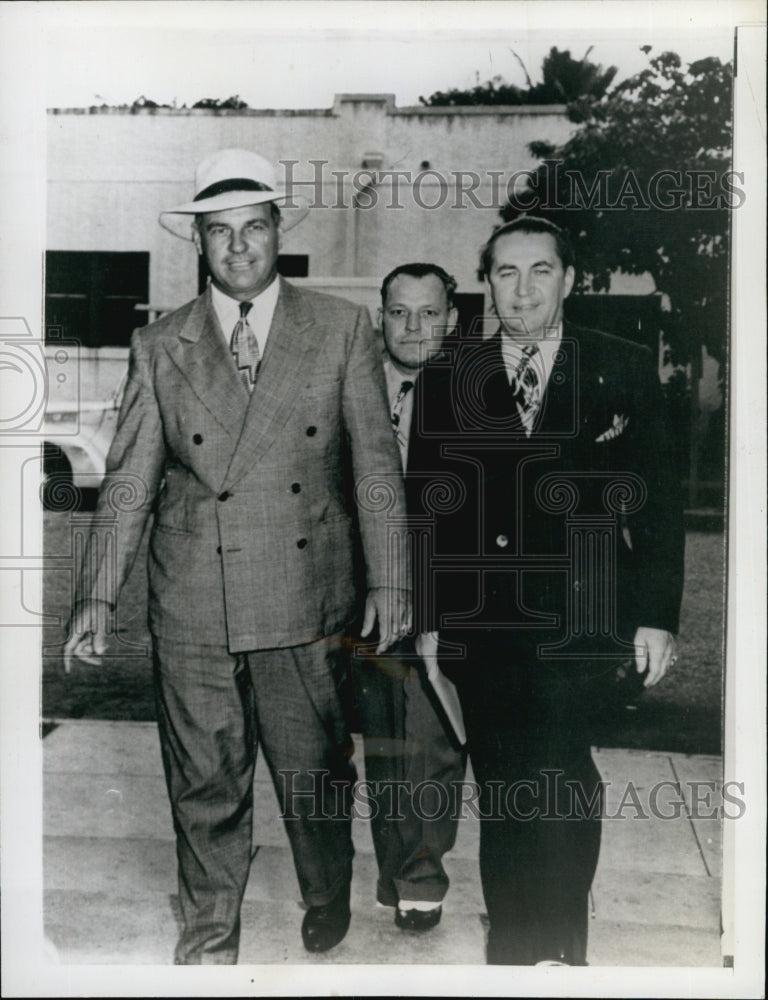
(43, 720), (724, 967)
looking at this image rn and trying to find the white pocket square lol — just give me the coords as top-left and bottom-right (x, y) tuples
(596, 413), (629, 442)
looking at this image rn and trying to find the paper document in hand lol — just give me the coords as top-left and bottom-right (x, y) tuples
(424, 657), (467, 746)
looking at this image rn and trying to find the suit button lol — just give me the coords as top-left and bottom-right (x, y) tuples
(306, 426), (317, 437)
(573, 580), (582, 591)
(495, 534), (509, 549)
(297, 538), (308, 549)
(216, 546), (221, 554)
(291, 483), (301, 494)
(193, 434), (203, 445)
(218, 491), (231, 501)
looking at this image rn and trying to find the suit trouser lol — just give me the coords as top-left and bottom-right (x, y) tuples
(353, 639), (465, 906)
(444, 634), (603, 966)
(152, 634), (356, 965)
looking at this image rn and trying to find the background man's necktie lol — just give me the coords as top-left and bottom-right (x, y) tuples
(391, 379), (414, 455)
(510, 344), (542, 434)
(231, 301), (260, 391)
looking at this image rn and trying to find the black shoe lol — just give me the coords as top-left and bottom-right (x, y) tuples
(395, 904), (442, 932)
(301, 888), (351, 953)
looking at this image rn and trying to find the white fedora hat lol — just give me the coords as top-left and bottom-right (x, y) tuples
(160, 148), (309, 240)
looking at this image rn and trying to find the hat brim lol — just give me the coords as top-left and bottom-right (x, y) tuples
(160, 189), (309, 239)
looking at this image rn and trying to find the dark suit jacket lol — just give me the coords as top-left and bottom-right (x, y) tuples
(406, 323), (684, 664)
(79, 278), (407, 652)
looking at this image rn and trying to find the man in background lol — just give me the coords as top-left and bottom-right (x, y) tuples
(354, 263), (466, 933)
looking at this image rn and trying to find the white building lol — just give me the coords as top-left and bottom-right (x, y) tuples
(46, 95), (573, 384)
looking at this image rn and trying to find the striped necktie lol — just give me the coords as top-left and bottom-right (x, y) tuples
(391, 379), (414, 456)
(231, 300), (260, 391)
(510, 344), (542, 434)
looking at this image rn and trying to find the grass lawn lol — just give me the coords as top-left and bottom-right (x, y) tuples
(595, 531), (725, 755)
(42, 514), (726, 754)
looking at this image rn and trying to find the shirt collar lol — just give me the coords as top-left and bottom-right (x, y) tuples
(500, 323), (563, 386)
(383, 354), (420, 401)
(210, 277), (280, 348)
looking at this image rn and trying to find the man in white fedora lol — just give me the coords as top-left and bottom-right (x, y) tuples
(65, 148), (411, 964)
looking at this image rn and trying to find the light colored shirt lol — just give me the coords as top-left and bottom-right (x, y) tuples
(210, 277), (280, 359)
(500, 324), (563, 436)
(383, 356), (418, 471)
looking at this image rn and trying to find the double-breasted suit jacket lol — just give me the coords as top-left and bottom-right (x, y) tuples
(407, 322), (685, 664)
(406, 320), (685, 965)
(73, 276), (408, 964)
(82, 278), (406, 652)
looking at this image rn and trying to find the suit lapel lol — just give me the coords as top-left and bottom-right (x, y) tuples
(486, 335), (516, 417)
(535, 333), (576, 437)
(223, 279), (320, 487)
(163, 289), (249, 442)
(472, 334), (525, 432)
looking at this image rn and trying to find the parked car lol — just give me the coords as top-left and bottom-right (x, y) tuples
(41, 373), (126, 510)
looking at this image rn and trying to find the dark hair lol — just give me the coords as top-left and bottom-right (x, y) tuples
(480, 216), (575, 276)
(380, 262), (458, 308)
(194, 200), (281, 231)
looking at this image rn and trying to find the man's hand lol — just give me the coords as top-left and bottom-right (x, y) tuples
(361, 587), (412, 654)
(634, 626), (678, 687)
(63, 600), (112, 674)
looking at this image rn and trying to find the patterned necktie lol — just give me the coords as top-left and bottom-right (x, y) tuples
(230, 301), (260, 391)
(391, 379), (414, 457)
(510, 344), (542, 434)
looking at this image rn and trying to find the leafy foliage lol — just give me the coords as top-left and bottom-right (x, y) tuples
(537, 45), (618, 103)
(504, 50), (734, 364)
(115, 95), (250, 111)
(420, 47), (617, 106)
(192, 95), (249, 110)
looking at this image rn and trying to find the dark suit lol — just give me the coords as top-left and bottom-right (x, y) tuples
(353, 636), (465, 907)
(353, 365), (465, 907)
(407, 323), (684, 964)
(77, 279), (407, 962)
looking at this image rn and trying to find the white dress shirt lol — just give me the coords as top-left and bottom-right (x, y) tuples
(210, 277), (280, 359)
(383, 356), (418, 471)
(383, 353), (466, 746)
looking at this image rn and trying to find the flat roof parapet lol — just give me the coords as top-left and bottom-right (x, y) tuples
(47, 105), (334, 117)
(48, 94), (566, 117)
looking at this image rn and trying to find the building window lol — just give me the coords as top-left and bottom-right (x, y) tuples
(276, 255), (309, 278)
(45, 251), (150, 348)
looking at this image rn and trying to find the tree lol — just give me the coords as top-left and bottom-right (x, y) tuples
(535, 45), (618, 103)
(420, 47), (617, 107)
(192, 95), (249, 110)
(503, 49), (734, 366)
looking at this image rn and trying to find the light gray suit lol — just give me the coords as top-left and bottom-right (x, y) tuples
(78, 278), (407, 962)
